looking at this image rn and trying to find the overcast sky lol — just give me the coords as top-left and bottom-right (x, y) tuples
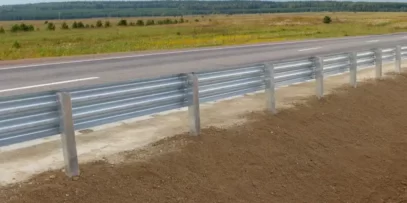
(1, 0), (407, 6)
(0, 0), (125, 5)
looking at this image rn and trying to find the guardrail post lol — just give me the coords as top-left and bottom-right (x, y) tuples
(313, 57), (324, 99)
(396, 45), (402, 73)
(373, 48), (382, 79)
(263, 63), (277, 114)
(57, 92), (80, 177)
(187, 73), (200, 136)
(349, 52), (358, 88)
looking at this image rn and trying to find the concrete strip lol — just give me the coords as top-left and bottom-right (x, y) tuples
(0, 61), (404, 186)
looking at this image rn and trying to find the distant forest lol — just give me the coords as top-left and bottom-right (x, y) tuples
(1, 1), (407, 21)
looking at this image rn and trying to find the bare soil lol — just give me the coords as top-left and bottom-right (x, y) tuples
(2, 74), (407, 203)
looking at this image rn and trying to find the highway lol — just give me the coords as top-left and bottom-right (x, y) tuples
(0, 33), (406, 97)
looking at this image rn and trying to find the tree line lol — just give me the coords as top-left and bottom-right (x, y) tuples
(1, 1), (407, 20)
(0, 18), (186, 34)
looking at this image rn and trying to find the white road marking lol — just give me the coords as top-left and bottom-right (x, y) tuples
(0, 77), (99, 93)
(366, 40), (379, 43)
(298, 47), (322, 52)
(0, 34), (394, 71)
(0, 42), (325, 71)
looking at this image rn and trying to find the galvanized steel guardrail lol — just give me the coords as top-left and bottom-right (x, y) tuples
(0, 45), (406, 177)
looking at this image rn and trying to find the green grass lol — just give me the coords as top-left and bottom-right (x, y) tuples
(0, 12), (407, 60)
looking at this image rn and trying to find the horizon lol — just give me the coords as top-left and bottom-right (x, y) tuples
(2, 0), (407, 6)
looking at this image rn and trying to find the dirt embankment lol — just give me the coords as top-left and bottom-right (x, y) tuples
(3, 74), (407, 203)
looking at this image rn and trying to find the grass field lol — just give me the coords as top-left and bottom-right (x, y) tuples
(0, 12), (407, 60)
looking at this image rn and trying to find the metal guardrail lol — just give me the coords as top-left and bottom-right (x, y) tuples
(0, 45), (406, 176)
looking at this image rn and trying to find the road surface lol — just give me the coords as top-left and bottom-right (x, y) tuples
(0, 33), (406, 96)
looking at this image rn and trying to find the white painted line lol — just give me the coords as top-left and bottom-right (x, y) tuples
(0, 34), (396, 71)
(0, 77), (99, 93)
(366, 40), (379, 43)
(298, 47), (322, 52)
(0, 42), (325, 71)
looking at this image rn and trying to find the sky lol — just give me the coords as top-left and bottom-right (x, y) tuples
(0, 0), (124, 5)
(1, 0), (407, 6)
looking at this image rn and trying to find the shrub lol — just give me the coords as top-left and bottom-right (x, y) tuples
(176, 31), (181, 35)
(129, 22), (136, 26)
(179, 18), (184, 23)
(47, 22), (56, 31)
(61, 22), (69, 30)
(72, 21), (78, 29)
(104, 21), (111, 28)
(10, 23), (34, 32)
(12, 41), (21, 49)
(96, 20), (103, 28)
(85, 24), (90, 28)
(91, 24), (95, 28)
(27, 24), (34, 31)
(165, 18), (173, 24)
(117, 19), (127, 26)
(146, 19), (155, 26)
(323, 16), (332, 24)
(0, 27), (4, 34)
(136, 20), (144, 26)
(195, 19), (199, 22)
(77, 22), (85, 28)
(44, 20), (48, 24)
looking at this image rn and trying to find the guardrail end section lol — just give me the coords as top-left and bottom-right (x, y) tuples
(57, 92), (80, 177)
(312, 57), (324, 99)
(263, 62), (277, 114)
(187, 73), (201, 136)
(349, 52), (358, 88)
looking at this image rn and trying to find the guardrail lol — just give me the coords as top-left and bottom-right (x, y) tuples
(0, 45), (406, 177)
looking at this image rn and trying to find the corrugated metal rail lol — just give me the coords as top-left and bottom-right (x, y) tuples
(0, 46), (406, 148)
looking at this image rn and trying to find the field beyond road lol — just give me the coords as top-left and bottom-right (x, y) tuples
(2, 72), (407, 202)
(1, 12), (407, 60)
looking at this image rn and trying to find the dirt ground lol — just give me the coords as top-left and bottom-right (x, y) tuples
(2, 72), (407, 202)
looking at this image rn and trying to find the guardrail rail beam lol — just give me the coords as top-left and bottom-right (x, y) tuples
(57, 92), (80, 177)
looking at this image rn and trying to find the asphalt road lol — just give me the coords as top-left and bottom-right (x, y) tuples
(0, 33), (406, 97)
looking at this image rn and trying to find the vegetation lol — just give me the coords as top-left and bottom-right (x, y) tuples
(61, 22), (69, 30)
(10, 23), (34, 32)
(96, 20), (103, 28)
(117, 19), (128, 26)
(323, 16), (332, 24)
(2, 1), (407, 20)
(0, 27), (4, 34)
(47, 22), (56, 31)
(104, 21), (111, 28)
(0, 12), (407, 60)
